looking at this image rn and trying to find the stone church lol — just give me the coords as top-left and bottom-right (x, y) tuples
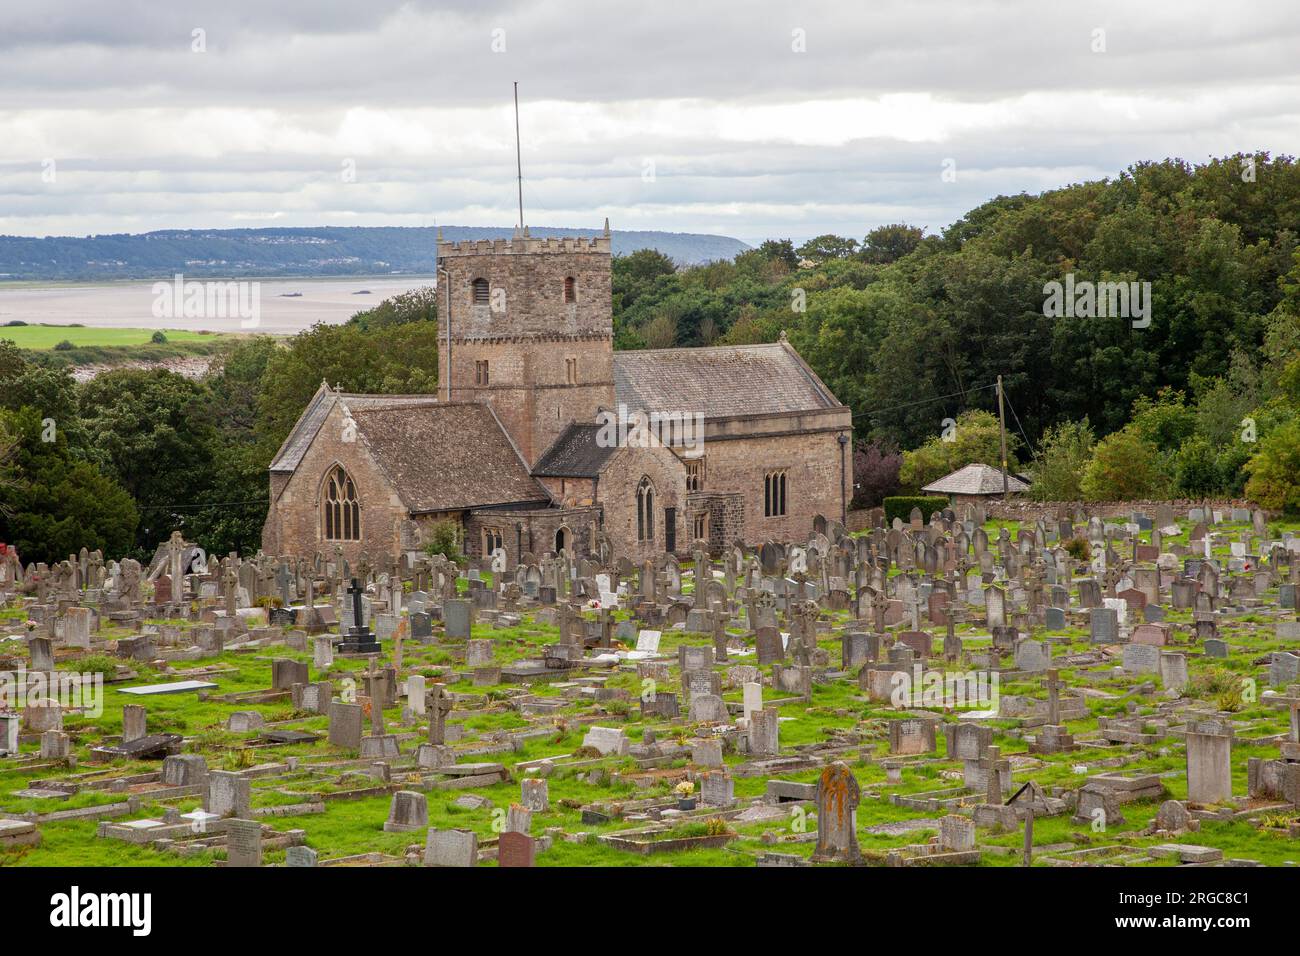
(261, 224), (852, 564)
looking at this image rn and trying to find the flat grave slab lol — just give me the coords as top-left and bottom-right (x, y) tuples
(120, 680), (219, 696)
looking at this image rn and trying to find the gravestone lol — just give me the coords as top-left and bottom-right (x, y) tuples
(811, 762), (861, 863)
(888, 718), (936, 755)
(328, 700), (364, 749)
(122, 704), (147, 744)
(384, 791), (429, 832)
(207, 770), (251, 818)
(1089, 607), (1118, 644)
(225, 819), (262, 867)
(424, 828), (479, 867)
(521, 778), (549, 812)
(444, 599), (474, 640)
(1122, 643), (1160, 675)
(28, 637), (54, 672)
(1186, 722), (1233, 806)
(940, 814), (976, 852)
(497, 831), (536, 868)
(1159, 652), (1188, 693)
(749, 708), (780, 756)
(701, 771), (736, 808)
(286, 846), (319, 867)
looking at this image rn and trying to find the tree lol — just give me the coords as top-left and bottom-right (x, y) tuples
(0, 341), (81, 446)
(754, 239), (799, 270)
(0, 407), (137, 563)
(641, 313), (678, 349)
(1080, 428), (1164, 500)
(615, 248), (677, 283)
(424, 519), (462, 563)
(78, 368), (219, 549)
(862, 223), (924, 264)
(898, 410), (1018, 491)
(1128, 388), (1196, 452)
(1029, 419), (1094, 501)
(796, 234), (859, 263)
(0, 418), (17, 520)
(1172, 436), (1223, 497)
(347, 286), (438, 330)
(852, 440), (902, 508)
(256, 320), (439, 448)
(1244, 419), (1300, 513)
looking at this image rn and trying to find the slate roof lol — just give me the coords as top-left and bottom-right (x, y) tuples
(532, 423), (618, 478)
(268, 385), (442, 473)
(612, 340), (841, 419)
(922, 463), (1029, 496)
(349, 402), (548, 513)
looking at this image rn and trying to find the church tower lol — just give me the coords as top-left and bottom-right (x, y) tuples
(435, 224), (616, 467)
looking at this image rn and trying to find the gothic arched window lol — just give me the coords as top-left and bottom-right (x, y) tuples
(637, 477), (655, 542)
(563, 276), (576, 303)
(764, 470), (787, 518)
(323, 465), (361, 541)
(471, 277), (490, 305)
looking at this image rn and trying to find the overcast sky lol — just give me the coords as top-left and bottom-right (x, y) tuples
(2, 0), (1299, 245)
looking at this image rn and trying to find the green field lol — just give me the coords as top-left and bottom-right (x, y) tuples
(0, 325), (220, 350)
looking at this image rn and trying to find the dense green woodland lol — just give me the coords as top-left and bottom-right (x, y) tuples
(5, 153), (1300, 564)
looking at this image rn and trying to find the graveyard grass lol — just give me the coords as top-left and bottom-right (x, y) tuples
(3, 514), (1300, 867)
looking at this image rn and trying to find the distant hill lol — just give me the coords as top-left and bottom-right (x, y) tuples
(0, 226), (749, 281)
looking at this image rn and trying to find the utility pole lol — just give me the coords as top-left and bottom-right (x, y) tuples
(996, 374), (1009, 502)
(514, 81), (524, 230)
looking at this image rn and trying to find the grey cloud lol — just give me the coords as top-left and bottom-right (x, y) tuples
(1, 0), (1299, 240)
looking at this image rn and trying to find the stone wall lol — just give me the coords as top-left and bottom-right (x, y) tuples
(464, 506), (601, 564)
(443, 335), (615, 467)
(980, 498), (1259, 523)
(703, 425), (851, 546)
(261, 402), (408, 561)
(436, 234), (616, 466)
(537, 475), (597, 508)
(436, 235), (613, 339)
(846, 497), (1260, 531)
(686, 490), (745, 555)
(596, 442), (686, 561)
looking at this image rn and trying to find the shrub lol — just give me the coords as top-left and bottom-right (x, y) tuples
(1029, 420), (1094, 501)
(1244, 419), (1300, 514)
(1063, 536), (1091, 562)
(1183, 667), (1240, 703)
(704, 817), (732, 837)
(71, 654), (118, 676)
(883, 495), (949, 525)
(423, 519), (462, 562)
(53, 339), (75, 351)
(852, 439), (902, 508)
(150, 330), (168, 344)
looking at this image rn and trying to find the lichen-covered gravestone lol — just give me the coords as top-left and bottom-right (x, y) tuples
(811, 761), (861, 864)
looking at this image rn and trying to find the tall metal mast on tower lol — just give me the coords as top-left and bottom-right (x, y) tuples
(514, 82), (524, 230)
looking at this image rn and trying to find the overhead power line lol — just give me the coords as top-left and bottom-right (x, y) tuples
(850, 381), (999, 420)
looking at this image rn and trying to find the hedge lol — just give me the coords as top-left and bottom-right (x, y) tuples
(883, 496), (950, 525)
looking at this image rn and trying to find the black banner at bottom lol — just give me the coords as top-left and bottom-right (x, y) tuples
(5, 864), (1284, 942)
